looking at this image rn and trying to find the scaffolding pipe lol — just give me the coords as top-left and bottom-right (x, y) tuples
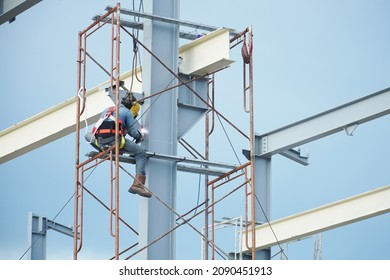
(73, 5), (255, 260)
(74, 4), (122, 260)
(74, 21), (83, 261)
(247, 27), (257, 260)
(112, 4), (123, 260)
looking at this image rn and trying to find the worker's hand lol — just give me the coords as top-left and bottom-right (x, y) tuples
(135, 129), (144, 144)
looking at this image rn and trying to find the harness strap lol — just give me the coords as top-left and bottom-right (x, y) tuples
(92, 106), (124, 136)
(96, 129), (120, 134)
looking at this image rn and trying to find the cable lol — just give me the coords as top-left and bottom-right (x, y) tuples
(128, 0), (143, 91)
(254, 193), (288, 260)
(18, 188), (77, 260)
(193, 173), (202, 215)
(205, 77), (243, 166)
(133, 76), (176, 125)
(19, 148), (111, 260)
(215, 112), (242, 165)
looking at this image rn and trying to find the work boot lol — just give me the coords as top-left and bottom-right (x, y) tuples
(128, 174), (151, 198)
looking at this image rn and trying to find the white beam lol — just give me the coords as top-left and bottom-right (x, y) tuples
(0, 30), (236, 164)
(179, 28), (235, 76)
(257, 87), (390, 157)
(242, 185), (390, 252)
(0, 71), (141, 164)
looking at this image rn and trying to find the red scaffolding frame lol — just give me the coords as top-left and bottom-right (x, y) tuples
(74, 3), (256, 260)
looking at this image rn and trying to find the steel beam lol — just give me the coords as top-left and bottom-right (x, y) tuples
(243, 148), (309, 166)
(0, 30), (228, 164)
(257, 87), (390, 157)
(86, 150), (238, 177)
(179, 28), (234, 76)
(0, 71), (141, 164)
(119, 19), (199, 40)
(0, 0), (42, 24)
(241, 185), (390, 252)
(27, 212), (47, 260)
(279, 148), (309, 166)
(109, 6), (238, 37)
(176, 164), (228, 177)
(252, 157), (272, 259)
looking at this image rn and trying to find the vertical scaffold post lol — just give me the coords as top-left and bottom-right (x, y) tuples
(74, 3), (122, 260)
(112, 2), (121, 261)
(247, 26), (257, 259)
(250, 26), (271, 261)
(74, 26), (85, 260)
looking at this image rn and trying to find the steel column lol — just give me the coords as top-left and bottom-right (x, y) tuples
(138, 0), (179, 260)
(27, 212), (46, 260)
(27, 212), (74, 260)
(252, 157), (272, 259)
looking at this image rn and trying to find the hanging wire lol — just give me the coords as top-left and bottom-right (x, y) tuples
(18, 192), (75, 260)
(135, 0), (144, 83)
(128, 0), (143, 92)
(19, 147), (113, 260)
(203, 75), (243, 166)
(193, 173), (202, 215)
(214, 112), (242, 165)
(254, 193), (288, 260)
(132, 76), (176, 126)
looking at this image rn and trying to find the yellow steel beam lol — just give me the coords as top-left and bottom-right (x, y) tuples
(242, 185), (390, 253)
(0, 71), (141, 164)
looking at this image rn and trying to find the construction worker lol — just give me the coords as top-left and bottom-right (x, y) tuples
(85, 92), (151, 198)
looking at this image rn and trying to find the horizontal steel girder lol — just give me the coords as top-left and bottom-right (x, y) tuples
(0, 71), (141, 164)
(119, 19), (199, 40)
(241, 185), (390, 252)
(257, 87), (390, 158)
(85, 151), (238, 177)
(0, 0), (42, 25)
(108, 6), (239, 37)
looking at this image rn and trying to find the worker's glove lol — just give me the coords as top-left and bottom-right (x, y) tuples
(135, 129), (144, 144)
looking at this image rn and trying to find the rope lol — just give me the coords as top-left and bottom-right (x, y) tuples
(77, 87), (89, 138)
(254, 193), (288, 260)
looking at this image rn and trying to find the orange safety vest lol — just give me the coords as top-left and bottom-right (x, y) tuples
(92, 107), (124, 137)
(92, 107), (125, 148)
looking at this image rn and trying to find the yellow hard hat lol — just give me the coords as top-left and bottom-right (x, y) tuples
(130, 101), (140, 118)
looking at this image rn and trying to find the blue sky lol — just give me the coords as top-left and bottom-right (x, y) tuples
(1, 0), (389, 260)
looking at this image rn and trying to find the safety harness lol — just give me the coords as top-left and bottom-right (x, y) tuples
(92, 106), (125, 148)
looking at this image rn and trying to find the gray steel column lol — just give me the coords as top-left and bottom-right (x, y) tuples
(253, 157), (271, 259)
(139, 0), (179, 259)
(27, 212), (46, 260)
